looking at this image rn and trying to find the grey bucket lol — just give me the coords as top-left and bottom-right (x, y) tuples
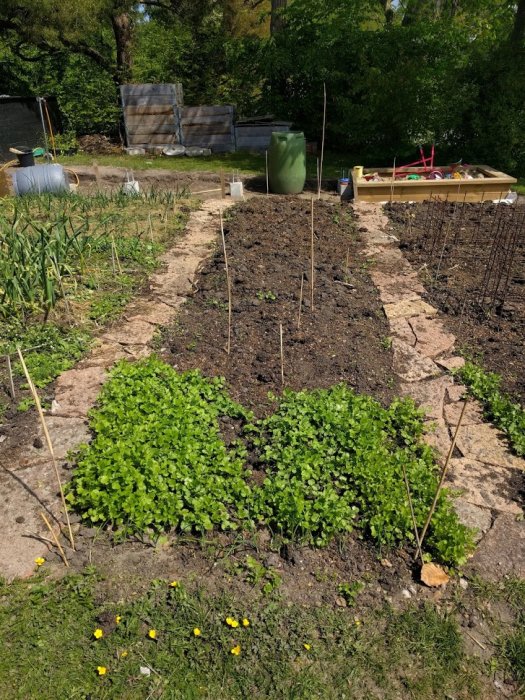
(12, 164), (70, 196)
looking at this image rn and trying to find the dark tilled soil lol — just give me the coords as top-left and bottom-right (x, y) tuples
(162, 196), (397, 414)
(387, 201), (525, 403)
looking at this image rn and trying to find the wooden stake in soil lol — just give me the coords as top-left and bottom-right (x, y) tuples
(318, 82), (327, 200)
(310, 198), (315, 310)
(419, 398), (469, 548)
(40, 511), (69, 567)
(279, 323), (284, 387)
(219, 209), (232, 355)
(6, 354), (15, 400)
(265, 151), (269, 196)
(111, 235), (122, 275)
(17, 348), (75, 550)
(390, 157), (396, 204)
(297, 273), (305, 329)
(148, 213), (154, 241)
(220, 169), (226, 199)
(401, 461), (423, 565)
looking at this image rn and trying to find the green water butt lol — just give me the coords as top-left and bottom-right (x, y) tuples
(268, 132), (306, 195)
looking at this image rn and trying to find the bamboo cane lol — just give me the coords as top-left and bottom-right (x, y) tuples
(310, 198), (315, 310)
(220, 210), (232, 355)
(297, 273), (305, 329)
(318, 82), (327, 200)
(6, 355), (15, 400)
(279, 323), (284, 387)
(17, 348), (75, 550)
(265, 151), (269, 196)
(419, 398), (469, 548)
(401, 461), (423, 565)
(40, 511), (69, 567)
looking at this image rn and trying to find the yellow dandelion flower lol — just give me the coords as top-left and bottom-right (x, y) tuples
(34, 557), (45, 567)
(242, 618), (250, 627)
(193, 628), (201, 636)
(231, 645), (241, 656)
(230, 619), (240, 628)
(115, 615), (122, 624)
(97, 666), (107, 676)
(120, 650), (128, 659)
(148, 629), (157, 640)
(303, 643), (311, 651)
(93, 628), (104, 639)
(225, 616), (234, 626)
(169, 581), (179, 588)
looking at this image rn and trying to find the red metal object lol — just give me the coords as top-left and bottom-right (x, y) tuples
(395, 145), (435, 177)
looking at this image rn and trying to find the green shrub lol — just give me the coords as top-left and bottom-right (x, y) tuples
(456, 362), (525, 457)
(67, 356), (253, 534)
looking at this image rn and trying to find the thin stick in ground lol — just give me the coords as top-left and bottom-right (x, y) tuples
(297, 273), (305, 329)
(17, 348), (76, 550)
(310, 198), (316, 310)
(401, 461), (423, 565)
(40, 511), (69, 567)
(6, 355), (15, 400)
(265, 151), (269, 196)
(279, 322), (284, 387)
(419, 398), (469, 549)
(317, 82), (327, 200)
(220, 209), (232, 355)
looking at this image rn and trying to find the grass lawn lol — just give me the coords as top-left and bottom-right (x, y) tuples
(0, 569), (486, 700)
(512, 177), (525, 195)
(60, 150), (355, 180)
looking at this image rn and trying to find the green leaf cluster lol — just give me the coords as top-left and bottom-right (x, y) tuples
(68, 358), (473, 565)
(252, 385), (472, 564)
(67, 356), (254, 534)
(455, 362), (525, 456)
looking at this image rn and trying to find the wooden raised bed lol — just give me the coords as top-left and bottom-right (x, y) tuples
(352, 165), (516, 203)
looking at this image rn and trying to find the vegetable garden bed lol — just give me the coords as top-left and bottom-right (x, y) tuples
(387, 200), (525, 404)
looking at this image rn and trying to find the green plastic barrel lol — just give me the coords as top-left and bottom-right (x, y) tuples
(268, 132), (306, 194)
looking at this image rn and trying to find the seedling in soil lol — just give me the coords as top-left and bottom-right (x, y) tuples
(338, 581), (365, 606)
(256, 290), (277, 302)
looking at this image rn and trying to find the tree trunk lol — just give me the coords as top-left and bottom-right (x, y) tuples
(270, 0), (287, 35)
(511, 0), (525, 45)
(111, 11), (133, 84)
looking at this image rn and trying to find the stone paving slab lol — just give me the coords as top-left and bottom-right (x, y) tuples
(467, 513), (525, 581)
(453, 498), (493, 543)
(400, 376), (453, 421)
(447, 458), (523, 515)
(389, 317), (417, 346)
(408, 315), (456, 359)
(392, 338), (441, 382)
(384, 299), (438, 320)
(444, 400), (484, 426)
(456, 424), (525, 471)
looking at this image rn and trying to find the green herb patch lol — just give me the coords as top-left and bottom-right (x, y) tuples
(0, 191), (192, 406)
(455, 362), (525, 456)
(69, 358), (473, 566)
(0, 321), (91, 388)
(252, 386), (472, 564)
(0, 570), (484, 700)
(67, 356), (254, 534)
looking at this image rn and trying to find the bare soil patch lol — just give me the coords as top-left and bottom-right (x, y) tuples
(162, 196), (397, 414)
(387, 201), (525, 403)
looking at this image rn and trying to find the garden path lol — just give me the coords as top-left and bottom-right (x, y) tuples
(0, 198), (233, 581)
(355, 201), (524, 582)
